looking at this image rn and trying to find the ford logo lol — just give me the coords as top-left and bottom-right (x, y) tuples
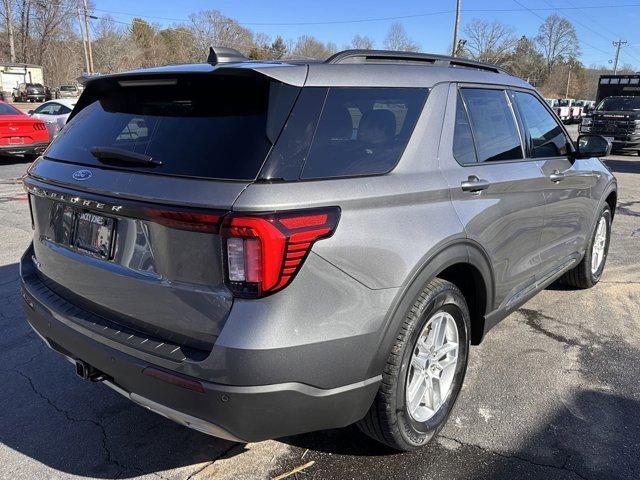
(72, 169), (93, 181)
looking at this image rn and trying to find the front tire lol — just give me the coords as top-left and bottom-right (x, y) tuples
(357, 278), (470, 451)
(561, 204), (612, 288)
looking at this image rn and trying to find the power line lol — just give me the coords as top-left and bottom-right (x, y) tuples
(511, 0), (637, 65)
(42, 1), (640, 27)
(540, 0), (640, 66)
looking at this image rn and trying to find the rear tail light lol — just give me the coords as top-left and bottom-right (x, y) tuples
(33, 123), (47, 131)
(220, 207), (340, 298)
(143, 208), (224, 233)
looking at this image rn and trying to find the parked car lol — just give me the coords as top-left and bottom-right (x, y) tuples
(20, 48), (617, 451)
(0, 100), (49, 157)
(56, 84), (80, 99)
(12, 82), (46, 102)
(580, 95), (640, 155)
(28, 98), (76, 139)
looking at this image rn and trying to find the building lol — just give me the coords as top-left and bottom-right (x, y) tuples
(0, 63), (44, 99)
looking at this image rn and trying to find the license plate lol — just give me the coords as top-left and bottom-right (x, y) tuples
(74, 211), (115, 258)
(8, 137), (24, 145)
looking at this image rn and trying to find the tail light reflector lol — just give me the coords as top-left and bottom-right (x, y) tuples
(221, 207), (340, 298)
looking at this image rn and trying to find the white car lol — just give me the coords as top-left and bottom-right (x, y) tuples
(29, 98), (77, 139)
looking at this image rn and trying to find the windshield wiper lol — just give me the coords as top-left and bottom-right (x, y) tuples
(89, 147), (162, 166)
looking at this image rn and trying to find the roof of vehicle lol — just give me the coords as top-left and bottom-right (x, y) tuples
(81, 47), (533, 91)
(44, 98), (77, 108)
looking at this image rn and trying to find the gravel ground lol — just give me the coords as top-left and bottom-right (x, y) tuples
(1, 136), (639, 479)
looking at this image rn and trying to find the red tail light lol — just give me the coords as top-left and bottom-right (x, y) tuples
(33, 122), (47, 131)
(143, 208), (224, 233)
(220, 207), (340, 298)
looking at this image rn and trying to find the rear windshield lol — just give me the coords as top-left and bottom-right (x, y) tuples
(60, 85), (77, 91)
(46, 74), (300, 180)
(596, 96), (640, 111)
(0, 103), (20, 115)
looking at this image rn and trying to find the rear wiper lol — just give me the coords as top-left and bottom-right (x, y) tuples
(89, 147), (162, 167)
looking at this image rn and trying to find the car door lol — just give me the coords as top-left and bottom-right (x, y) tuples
(439, 84), (548, 309)
(31, 102), (63, 138)
(510, 90), (597, 278)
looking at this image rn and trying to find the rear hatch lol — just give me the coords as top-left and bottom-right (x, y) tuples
(26, 70), (301, 351)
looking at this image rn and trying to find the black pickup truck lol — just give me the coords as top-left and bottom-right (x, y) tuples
(580, 75), (640, 155)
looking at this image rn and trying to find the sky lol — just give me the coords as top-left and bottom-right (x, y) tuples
(92, 0), (640, 70)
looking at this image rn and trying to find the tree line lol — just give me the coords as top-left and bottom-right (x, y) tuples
(0, 1), (635, 100)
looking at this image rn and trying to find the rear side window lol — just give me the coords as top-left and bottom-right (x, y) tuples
(513, 91), (568, 158)
(46, 75), (299, 180)
(453, 92), (477, 164)
(460, 88), (523, 163)
(300, 88), (427, 179)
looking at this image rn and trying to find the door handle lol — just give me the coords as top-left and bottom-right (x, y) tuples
(549, 170), (566, 182)
(460, 175), (490, 193)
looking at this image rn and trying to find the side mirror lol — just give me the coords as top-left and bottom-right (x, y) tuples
(575, 134), (611, 159)
(27, 110), (34, 115)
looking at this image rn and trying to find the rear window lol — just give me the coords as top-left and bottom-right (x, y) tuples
(46, 74), (300, 180)
(0, 103), (20, 115)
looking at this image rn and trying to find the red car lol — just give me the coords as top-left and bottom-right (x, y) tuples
(0, 101), (49, 157)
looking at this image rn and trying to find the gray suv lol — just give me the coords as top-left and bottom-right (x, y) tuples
(20, 48), (617, 451)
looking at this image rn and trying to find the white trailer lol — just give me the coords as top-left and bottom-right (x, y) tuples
(0, 64), (44, 99)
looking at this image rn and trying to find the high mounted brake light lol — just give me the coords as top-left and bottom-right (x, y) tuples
(221, 207), (340, 298)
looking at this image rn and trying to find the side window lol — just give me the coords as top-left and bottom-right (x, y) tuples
(460, 88), (523, 163)
(453, 92), (477, 164)
(513, 91), (568, 158)
(33, 104), (51, 114)
(301, 87), (428, 179)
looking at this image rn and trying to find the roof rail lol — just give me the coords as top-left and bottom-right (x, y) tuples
(207, 46), (249, 65)
(324, 49), (508, 74)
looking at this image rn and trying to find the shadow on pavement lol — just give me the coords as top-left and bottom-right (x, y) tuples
(3, 253), (640, 479)
(0, 262), (244, 478)
(276, 388), (640, 480)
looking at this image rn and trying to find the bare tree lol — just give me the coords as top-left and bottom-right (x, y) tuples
(463, 19), (517, 65)
(383, 23), (419, 52)
(351, 34), (374, 50)
(188, 9), (255, 56)
(1, 0), (16, 61)
(93, 16), (136, 74)
(535, 14), (580, 71)
(291, 35), (335, 59)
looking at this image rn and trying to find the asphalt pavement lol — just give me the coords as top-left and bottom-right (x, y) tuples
(1, 135), (639, 479)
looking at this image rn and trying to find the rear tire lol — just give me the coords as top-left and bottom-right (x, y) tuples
(560, 204), (611, 289)
(357, 278), (470, 451)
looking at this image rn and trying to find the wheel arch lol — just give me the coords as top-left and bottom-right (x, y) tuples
(367, 240), (495, 379)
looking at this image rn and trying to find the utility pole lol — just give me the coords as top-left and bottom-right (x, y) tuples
(77, 8), (90, 74)
(612, 40), (627, 74)
(82, 0), (94, 74)
(451, 0), (461, 57)
(3, 0), (16, 62)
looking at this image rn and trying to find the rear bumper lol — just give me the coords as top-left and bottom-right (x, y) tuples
(20, 246), (380, 442)
(0, 141), (48, 156)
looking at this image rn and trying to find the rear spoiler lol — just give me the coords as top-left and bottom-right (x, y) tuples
(68, 65), (308, 123)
